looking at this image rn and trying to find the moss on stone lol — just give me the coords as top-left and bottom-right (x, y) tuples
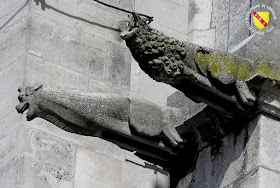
(69, 96), (73, 102)
(254, 61), (280, 80)
(257, 61), (270, 77)
(237, 63), (250, 81)
(208, 54), (219, 74)
(195, 52), (208, 73)
(221, 56), (236, 76)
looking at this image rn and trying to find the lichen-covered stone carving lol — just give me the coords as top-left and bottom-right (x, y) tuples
(16, 84), (183, 147)
(118, 13), (280, 110)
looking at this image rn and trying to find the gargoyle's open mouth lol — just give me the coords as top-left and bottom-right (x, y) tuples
(16, 101), (29, 114)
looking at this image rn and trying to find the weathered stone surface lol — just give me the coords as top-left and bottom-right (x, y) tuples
(212, 0), (230, 51)
(23, 117), (126, 161)
(89, 79), (128, 96)
(107, 42), (132, 88)
(0, 59), (25, 119)
(228, 0), (250, 57)
(130, 59), (176, 106)
(0, 19), (28, 70)
(188, 0), (213, 31)
(247, 115), (280, 173)
(27, 12), (132, 92)
(120, 13), (277, 116)
(25, 55), (88, 90)
(135, 0), (188, 35)
(0, 1), (29, 188)
(176, 122), (248, 188)
(16, 126), (74, 188)
(156, 0), (188, 35)
(224, 167), (280, 188)
(0, 0), (29, 29)
(167, 90), (207, 121)
(16, 85), (183, 147)
(177, 111), (280, 188)
(188, 28), (216, 49)
(74, 147), (123, 188)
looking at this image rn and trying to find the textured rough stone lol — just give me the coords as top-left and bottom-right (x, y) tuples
(107, 42), (132, 88)
(130, 59), (176, 106)
(167, 90), (207, 122)
(228, 0), (250, 57)
(17, 127), (74, 188)
(0, 20), (28, 70)
(188, 28), (216, 49)
(177, 111), (280, 188)
(0, 0), (29, 29)
(25, 55), (88, 90)
(151, 22), (188, 42)
(224, 167), (280, 188)
(30, 0), (78, 29)
(28, 14), (97, 75)
(23, 117), (126, 161)
(89, 79), (128, 95)
(177, 125), (248, 188)
(258, 167), (280, 188)
(119, 13), (280, 117)
(16, 85), (183, 146)
(188, 0), (213, 31)
(0, 59), (25, 119)
(212, 0), (230, 51)
(248, 115), (280, 173)
(135, 0), (188, 35)
(156, 0), (188, 35)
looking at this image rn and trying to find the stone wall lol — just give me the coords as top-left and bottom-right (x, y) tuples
(0, 0), (190, 187)
(174, 0), (280, 187)
(0, 0), (29, 187)
(187, 0), (251, 56)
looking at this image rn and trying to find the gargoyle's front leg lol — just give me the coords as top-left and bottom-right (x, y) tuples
(235, 80), (256, 105)
(162, 107), (183, 146)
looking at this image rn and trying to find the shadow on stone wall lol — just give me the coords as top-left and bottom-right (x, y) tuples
(179, 117), (258, 188)
(34, 0), (120, 31)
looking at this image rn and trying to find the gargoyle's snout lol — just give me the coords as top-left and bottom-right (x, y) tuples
(16, 101), (29, 114)
(15, 84), (42, 121)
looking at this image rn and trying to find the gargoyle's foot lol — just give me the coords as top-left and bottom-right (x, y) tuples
(163, 126), (183, 146)
(15, 84), (42, 121)
(236, 81), (256, 106)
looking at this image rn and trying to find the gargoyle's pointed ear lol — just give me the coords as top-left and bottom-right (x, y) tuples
(132, 12), (141, 22)
(25, 83), (42, 96)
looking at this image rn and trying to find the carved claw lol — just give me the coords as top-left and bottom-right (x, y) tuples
(163, 126), (183, 146)
(16, 84), (42, 121)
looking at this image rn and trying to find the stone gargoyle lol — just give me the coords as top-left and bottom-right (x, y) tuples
(118, 12), (280, 116)
(16, 84), (184, 150)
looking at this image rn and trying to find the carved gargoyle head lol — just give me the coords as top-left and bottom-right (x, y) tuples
(16, 84), (42, 121)
(118, 12), (150, 40)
